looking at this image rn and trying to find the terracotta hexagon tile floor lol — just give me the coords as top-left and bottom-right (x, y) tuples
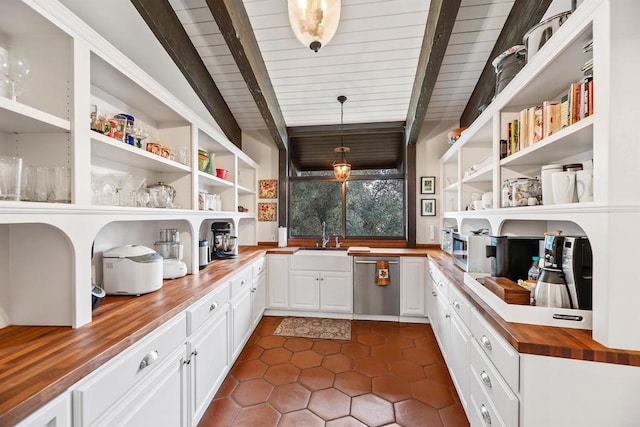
(199, 317), (469, 427)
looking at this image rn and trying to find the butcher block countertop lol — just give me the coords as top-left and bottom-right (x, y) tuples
(2, 245), (640, 425)
(0, 246), (268, 427)
(427, 250), (640, 367)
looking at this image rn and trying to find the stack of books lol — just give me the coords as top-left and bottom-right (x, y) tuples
(500, 39), (594, 159)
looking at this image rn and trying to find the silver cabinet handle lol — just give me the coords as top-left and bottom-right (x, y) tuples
(139, 350), (159, 370)
(480, 371), (492, 388)
(432, 291), (437, 297)
(250, 288), (256, 293)
(445, 314), (451, 319)
(481, 335), (492, 351)
(354, 260), (399, 264)
(480, 404), (492, 424)
(241, 279), (246, 285)
(209, 301), (219, 312)
(453, 300), (461, 309)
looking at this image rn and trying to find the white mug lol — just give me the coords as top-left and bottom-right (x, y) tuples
(576, 169), (593, 202)
(551, 171), (577, 204)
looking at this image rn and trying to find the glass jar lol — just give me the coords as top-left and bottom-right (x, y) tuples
(511, 177), (541, 206)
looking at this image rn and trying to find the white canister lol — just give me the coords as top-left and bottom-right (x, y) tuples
(541, 164), (563, 205)
(576, 169), (593, 202)
(551, 171), (577, 204)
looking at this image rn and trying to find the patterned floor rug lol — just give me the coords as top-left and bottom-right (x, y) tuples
(273, 317), (351, 340)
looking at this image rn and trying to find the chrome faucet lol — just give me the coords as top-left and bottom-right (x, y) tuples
(321, 221), (330, 248)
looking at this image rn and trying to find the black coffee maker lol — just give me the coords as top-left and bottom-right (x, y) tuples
(210, 221), (238, 259)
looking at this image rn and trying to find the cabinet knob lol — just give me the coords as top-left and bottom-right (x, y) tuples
(480, 335), (492, 351)
(480, 371), (492, 388)
(139, 350), (159, 370)
(453, 300), (461, 309)
(480, 404), (492, 425)
(445, 314), (451, 319)
(209, 301), (219, 312)
(250, 288), (256, 293)
(241, 279), (246, 285)
(432, 291), (437, 297)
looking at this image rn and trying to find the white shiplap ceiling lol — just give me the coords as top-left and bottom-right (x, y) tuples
(169, 0), (515, 131)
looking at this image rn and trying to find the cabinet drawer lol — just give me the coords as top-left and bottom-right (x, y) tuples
(448, 283), (471, 327)
(73, 314), (187, 426)
(470, 308), (519, 392)
(469, 381), (508, 427)
(470, 339), (519, 427)
(252, 257), (266, 278)
(187, 282), (230, 334)
(231, 268), (253, 297)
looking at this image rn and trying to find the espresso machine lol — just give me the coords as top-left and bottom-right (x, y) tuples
(210, 221), (238, 259)
(534, 232), (592, 309)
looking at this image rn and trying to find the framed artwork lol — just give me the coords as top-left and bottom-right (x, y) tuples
(421, 199), (436, 216)
(259, 179), (278, 199)
(258, 202), (277, 221)
(420, 176), (436, 194)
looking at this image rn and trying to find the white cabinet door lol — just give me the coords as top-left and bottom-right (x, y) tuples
(267, 255), (289, 309)
(231, 289), (252, 360)
(433, 290), (450, 359)
(288, 270), (320, 311)
(96, 346), (188, 427)
(251, 272), (266, 327)
(449, 311), (471, 410)
(400, 257), (426, 316)
(189, 304), (230, 426)
(319, 271), (353, 313)
(16, 391), (71, 427)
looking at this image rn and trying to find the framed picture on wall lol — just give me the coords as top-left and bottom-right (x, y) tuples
(420, 176), (436, 194)
(421, 199), (436, 216)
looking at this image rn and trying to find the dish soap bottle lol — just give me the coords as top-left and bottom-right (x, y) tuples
(527, 256), (541, 281)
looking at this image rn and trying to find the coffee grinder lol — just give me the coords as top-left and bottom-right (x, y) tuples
(210, 221), (238, 259)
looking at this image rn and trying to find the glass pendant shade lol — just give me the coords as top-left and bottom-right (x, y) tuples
(288, 0), (341, 52)
(333, 147), (351, 182)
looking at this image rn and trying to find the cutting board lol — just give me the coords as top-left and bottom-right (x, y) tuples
(483, 276), (531, 305)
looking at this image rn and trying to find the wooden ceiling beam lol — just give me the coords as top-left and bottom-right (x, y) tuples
(460, 0), (553, 127)
(206, 0), (288, 151)
(405, 0), (462, 146)
(288, 121), (405, 138)
(130, 0), (241, 147)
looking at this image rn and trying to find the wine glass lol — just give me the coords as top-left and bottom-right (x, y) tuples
(1, 50), (30, 101)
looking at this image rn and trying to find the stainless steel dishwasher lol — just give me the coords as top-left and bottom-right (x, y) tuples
(353, 256), (400, 316)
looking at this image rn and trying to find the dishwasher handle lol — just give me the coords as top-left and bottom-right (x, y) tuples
(354, 260), (399, 264)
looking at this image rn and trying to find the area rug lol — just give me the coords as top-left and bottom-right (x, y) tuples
(273, 317), (351, 340)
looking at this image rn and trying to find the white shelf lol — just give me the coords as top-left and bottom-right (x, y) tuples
(0, 96), (70, 133)
(444, 182), (459, 192)
(237, 184), (255, 195)
(91, 131), (191, 173)
(500, 116), (594, 167)
(462, 163), (493, 184)
(198, 171), (233, 188)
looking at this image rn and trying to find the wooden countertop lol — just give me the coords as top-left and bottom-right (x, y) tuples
(266, 247), (433, 257)
(3, 246), (640, 425)
(427, 250), (640, 367)
(0, 246), (268, 427)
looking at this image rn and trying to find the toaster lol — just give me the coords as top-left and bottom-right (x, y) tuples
(103, 245), (163, 295)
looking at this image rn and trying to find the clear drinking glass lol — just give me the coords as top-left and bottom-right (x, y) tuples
(51, 166), (71, 203)
(0, 156), (22, 200)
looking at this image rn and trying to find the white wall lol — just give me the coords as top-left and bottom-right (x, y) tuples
(415, 119), (458, 245)
(242, 130), (279, 243)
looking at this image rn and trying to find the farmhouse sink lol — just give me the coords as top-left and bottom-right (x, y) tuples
(291, 247), (352, 271)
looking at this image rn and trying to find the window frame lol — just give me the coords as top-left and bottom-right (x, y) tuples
(288, 171), (406, 239)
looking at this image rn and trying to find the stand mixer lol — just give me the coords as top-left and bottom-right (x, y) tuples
(154, 228), (188, 279)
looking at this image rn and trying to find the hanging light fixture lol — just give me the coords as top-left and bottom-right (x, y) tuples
(333, 95), (351, 182)
(287, 0), (341, 52)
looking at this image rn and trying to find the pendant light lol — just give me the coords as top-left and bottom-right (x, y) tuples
(288, 0), (341, 52)
(333, 95), (351, 182)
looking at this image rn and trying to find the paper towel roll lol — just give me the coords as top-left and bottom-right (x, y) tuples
(278, 227), (288, 248)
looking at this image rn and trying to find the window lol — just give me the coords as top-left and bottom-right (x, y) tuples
(289, 169), (405, 239)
